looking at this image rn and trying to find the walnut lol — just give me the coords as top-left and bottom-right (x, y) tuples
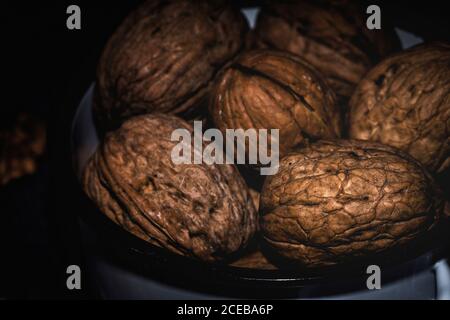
(249, 188), (261, 212)
(83, 113), (257, 262)
(260, 140), (443, 268)
(95, 0), (248, 131)
(209, 49), (341, 163)
(349, 43), (450, 174)
(253, 0), (400, 107)
(230, 248), (277, 270)
(0, 113), (46, 186)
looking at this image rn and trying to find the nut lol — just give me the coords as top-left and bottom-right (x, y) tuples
(260, 140), (443, 268)
(0, 113), (46, 186)
(230, 248), (277, 270)
(249, 188), (261, 212)
(209, 49), (341, 162)
(253, 0), (400, 107)
(95, 0), (248, 131)
(83, 113), (257, 262)
(349, 42), (450, 174)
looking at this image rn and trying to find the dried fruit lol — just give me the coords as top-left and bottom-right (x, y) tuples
(95, 0), (248, 131)
(0, 113), (46, 186)
(209, 49), (341, 162)
(349, 43), (450, 174)
(83, 113), (257, 262)
(260, 140), (442, 268)
(253, 0), (400, 107)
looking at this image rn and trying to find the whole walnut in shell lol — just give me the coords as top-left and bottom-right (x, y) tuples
(83, 114), (257, 262)
(209, 49), (341, 163)
(95, 0), (248, 131)
(349, 43), (450, 174)
(260, 140), (443, 268)
(253, 0), (400, 107)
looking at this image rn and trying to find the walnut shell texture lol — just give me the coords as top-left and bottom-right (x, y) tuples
(210, 49), (341, 160)
(253, 0), (400, 107)
(83, 114), (257, 262)
(249, 188), (261, 212)
(0, 113), (46, 186)
(349, 42), (450, 174)
(260, 140), (442, 268)
(230, 248), (278, 270)
(95, 0), (248, 131)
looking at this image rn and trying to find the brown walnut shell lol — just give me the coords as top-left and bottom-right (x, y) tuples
(349, 42), (450, 174)
(230, 248), (278, 270)
(260, 140), (443, 268)
(83, 113), (257, 262)
(95, 0), (248, 131)
(209, 49), (341, 162)
(249, 188), (261, 212)
(0, 113), (46, 186)
(253, 0), (400, 108)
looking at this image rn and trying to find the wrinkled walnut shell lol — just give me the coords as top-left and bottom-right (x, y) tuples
(349, 42), (450, 174)
(0, 113), (46, 186)
(253, 0), (400, 107)
(95, 0), (248, 131)
(210, 49), (341, 161)
(249, 188), (261, 212)
(260, 140), (442, 268)
(230, 248), (278, 270)
(83, 114), (257, 262)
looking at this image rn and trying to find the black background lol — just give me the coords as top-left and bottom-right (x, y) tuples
(1, 0), (449, 299)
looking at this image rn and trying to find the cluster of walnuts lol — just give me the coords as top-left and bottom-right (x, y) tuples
(83, 0), (449, 270)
